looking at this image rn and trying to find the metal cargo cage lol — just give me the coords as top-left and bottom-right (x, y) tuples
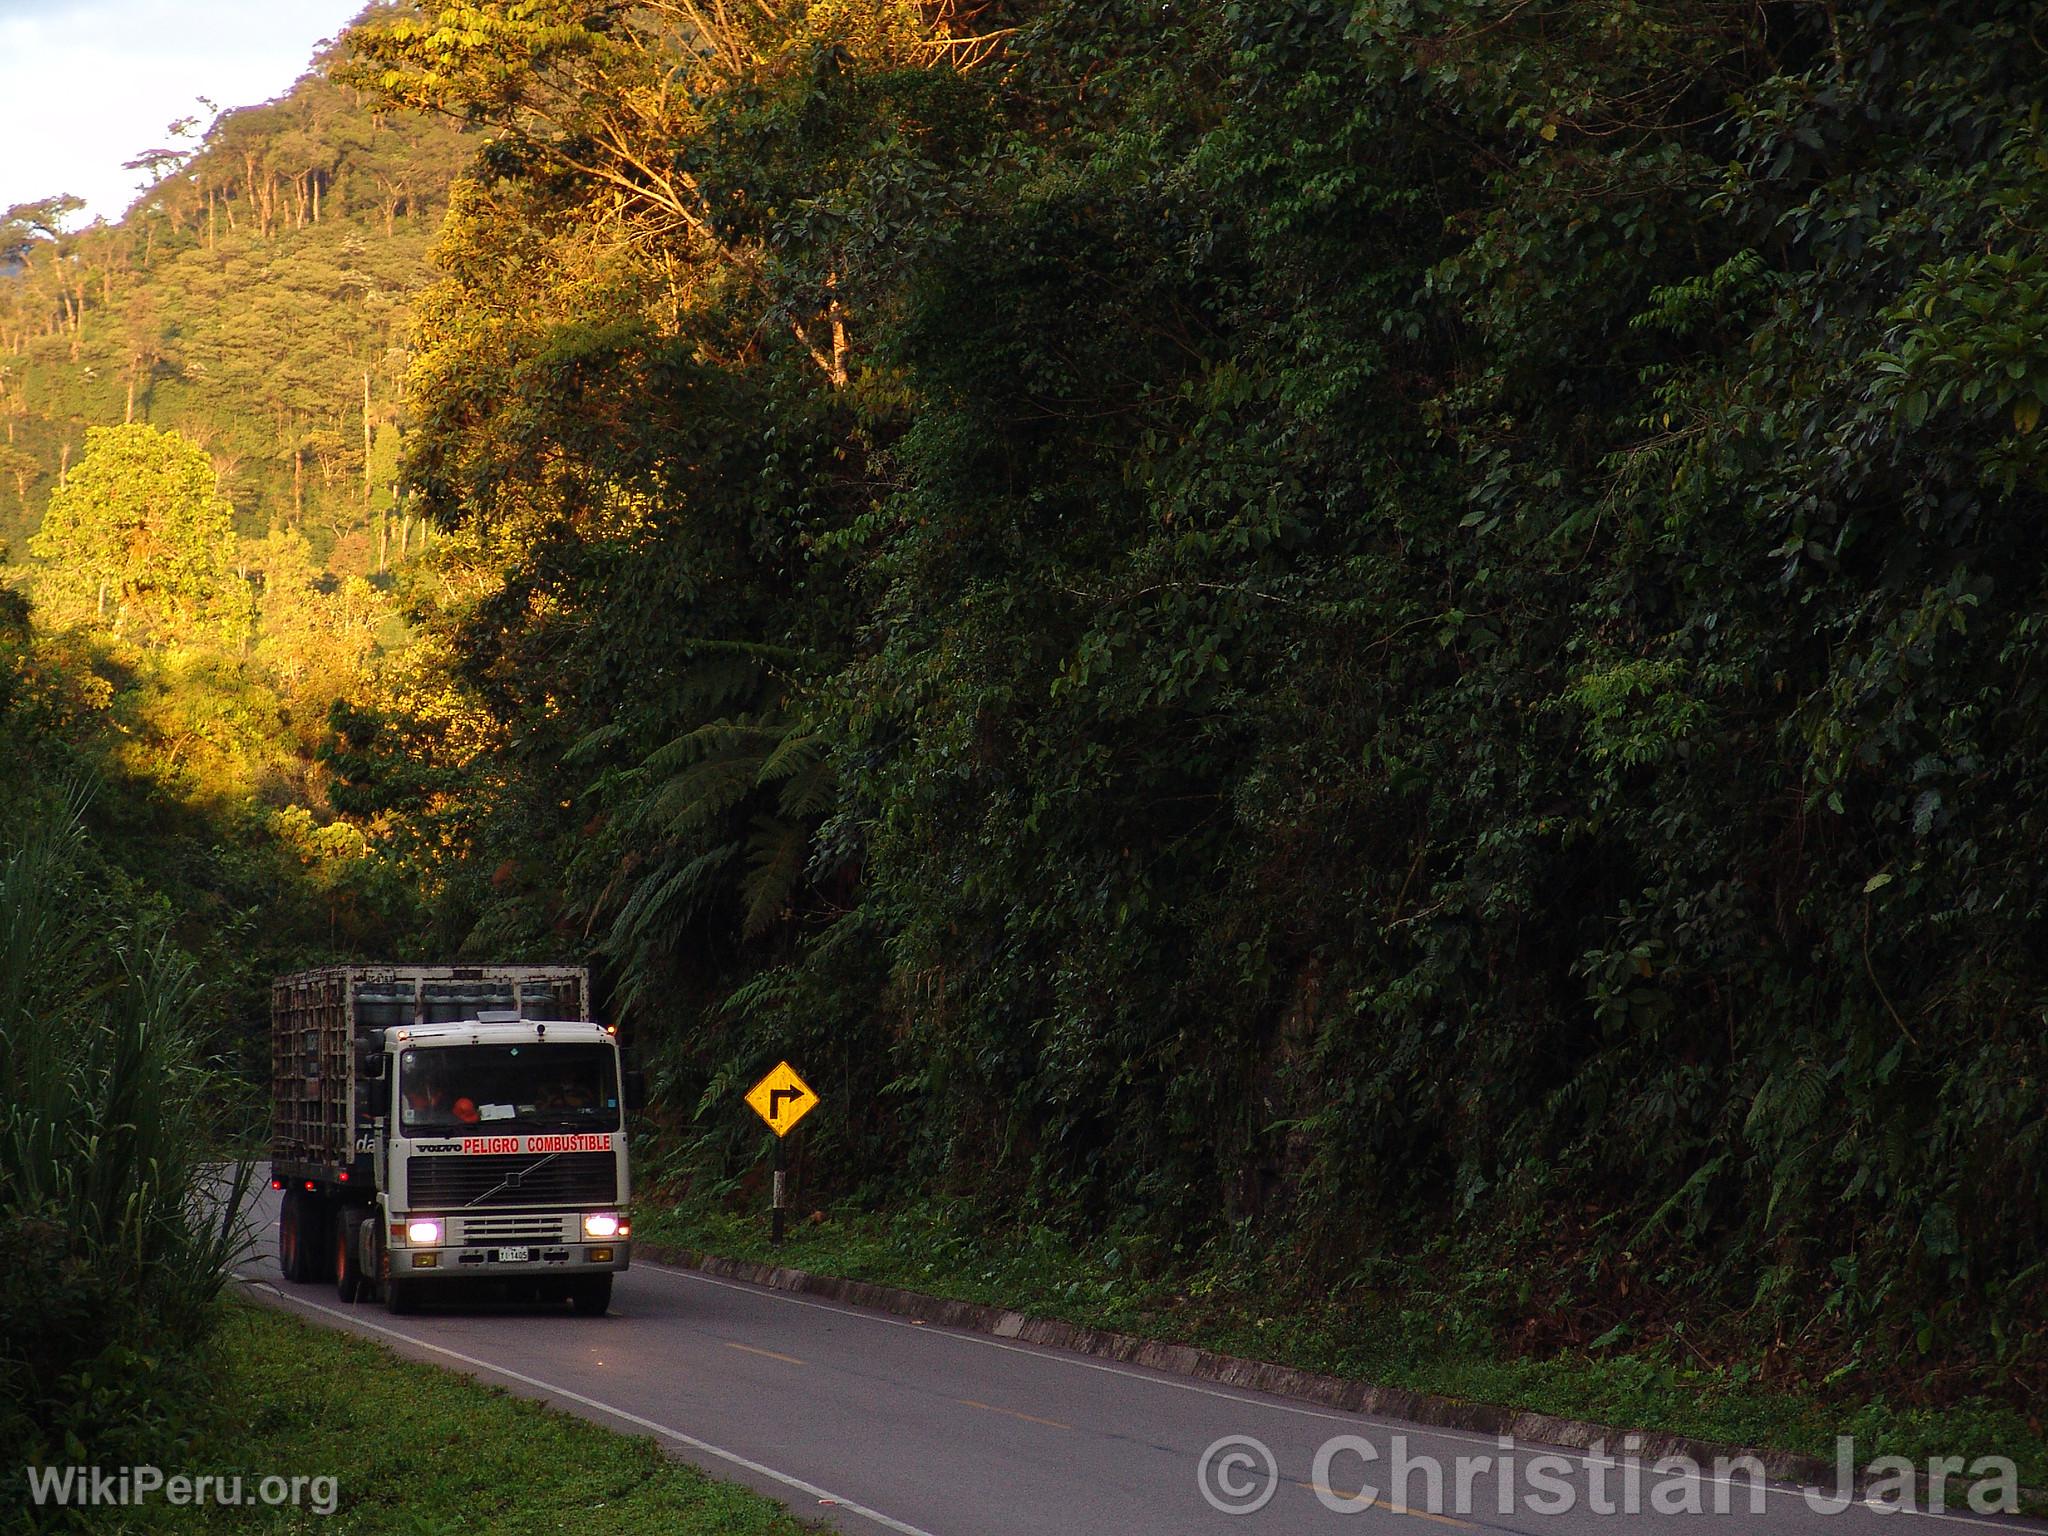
(270, 964), (591, 1175)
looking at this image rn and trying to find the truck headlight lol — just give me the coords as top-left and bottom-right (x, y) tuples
(406, 1217), (444, 1246)
(581, 1212), (620, 1239)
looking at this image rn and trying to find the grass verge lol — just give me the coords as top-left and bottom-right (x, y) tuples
(636, 1197), (2046, 1495)
(35, 1299), (813, 1534)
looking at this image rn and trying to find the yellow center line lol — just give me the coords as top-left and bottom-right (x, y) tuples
(724, 1341), (804, 1366)
(956, 1397), (1072, 1430)
(1295, 1484), (1474, 1529)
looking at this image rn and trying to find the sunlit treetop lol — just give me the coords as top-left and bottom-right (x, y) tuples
(28, 422), (252, 649)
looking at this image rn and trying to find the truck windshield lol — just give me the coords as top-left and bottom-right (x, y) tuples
(398, 1043), (620, 1133)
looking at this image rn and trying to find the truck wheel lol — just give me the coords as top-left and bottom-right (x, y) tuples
(296, 1193), (330, 1282)
(383, 1277), (419, 1315)
(278, 1190), (298, 1281)
(280, 1187), (319, 1286)
(335, 1210), (366, 1303)
(570, 1275), (613, 1316)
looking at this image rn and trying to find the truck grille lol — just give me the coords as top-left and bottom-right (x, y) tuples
(455, 1213), (574, 1244)
(408, 1152), (616, 1208)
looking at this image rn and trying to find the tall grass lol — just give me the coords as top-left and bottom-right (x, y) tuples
(0, 797), (252, 1472)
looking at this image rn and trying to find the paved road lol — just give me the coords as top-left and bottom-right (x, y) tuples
(235, 1180), (2038, 1536)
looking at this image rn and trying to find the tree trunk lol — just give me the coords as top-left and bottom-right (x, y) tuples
(830, 300), (849, 387)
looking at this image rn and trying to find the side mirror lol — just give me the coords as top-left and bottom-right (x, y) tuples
(356, 1040), (387, 1080)
(624, 1067), (647, 1114)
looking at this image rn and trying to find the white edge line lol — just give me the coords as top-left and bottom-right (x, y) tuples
(233, 1273), (940, 1536)
(644, 1262), (2038, 1531)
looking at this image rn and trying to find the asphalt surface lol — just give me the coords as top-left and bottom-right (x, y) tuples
(236, 1178), (2039, 1535)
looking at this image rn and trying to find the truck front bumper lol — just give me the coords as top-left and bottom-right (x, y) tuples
(394, 1240), (631, 1276)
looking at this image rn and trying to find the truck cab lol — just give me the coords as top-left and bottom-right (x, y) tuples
(270, 966), (632, 1316)
(362, 1014), (632, 1314)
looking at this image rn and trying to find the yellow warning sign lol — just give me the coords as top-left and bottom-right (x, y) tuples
(744, 1061), (819, 1137)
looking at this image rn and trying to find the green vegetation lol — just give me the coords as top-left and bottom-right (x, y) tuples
(0, 20), (470, 1487)
(0, 802), (250, 1490)
(0, 18), (465, 564)
(30, 1302), (812, 1533)
(30, 424), (247, 643)
(0, 9), (469, 1043)
(325, 0), (2048, 1434)
(4, 0), (2045, 1488)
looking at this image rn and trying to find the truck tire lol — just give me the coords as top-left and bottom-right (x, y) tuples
(279, 1188), (308, 1282)
(570, 1275), (613, 1317)
(335, 1209), (366, 1303)
(296, 1192), (331, 1283)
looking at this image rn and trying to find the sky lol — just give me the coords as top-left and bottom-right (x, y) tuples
(0, 0), (372, 226)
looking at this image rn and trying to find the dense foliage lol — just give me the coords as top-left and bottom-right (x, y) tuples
(6, 0), (2042, 1426)
(0, 802), (251, 1493)
(322, 0), (2048, 1408)
(0, 10), (466, 1027)
(0, 11), (464, 564)
(31, 424), (248, 643)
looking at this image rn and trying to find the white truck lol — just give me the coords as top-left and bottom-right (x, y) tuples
(270, 964), (634, 1315)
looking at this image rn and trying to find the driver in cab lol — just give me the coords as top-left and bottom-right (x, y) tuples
(402, 1067), (453, 1126)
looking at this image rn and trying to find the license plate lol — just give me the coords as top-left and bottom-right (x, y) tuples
(496, 1246), (530, 1263)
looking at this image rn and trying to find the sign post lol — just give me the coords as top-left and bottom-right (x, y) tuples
(743, 1061), (818, 1246)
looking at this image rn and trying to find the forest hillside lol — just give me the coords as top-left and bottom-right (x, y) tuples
(1, 20), (463, 563)
(4, 0), (2045, 1438)
(0, 8), (467, 1037)
(334, 0), (2048, 1415)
